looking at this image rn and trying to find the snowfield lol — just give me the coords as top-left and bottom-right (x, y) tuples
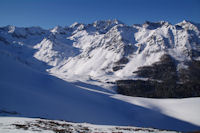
(0, 20), (200, 132)
(0, 52), (200, 132)
(0, 117), (178, 133)
(113, 95), (200, 127)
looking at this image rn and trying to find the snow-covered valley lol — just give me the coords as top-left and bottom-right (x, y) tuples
(0, 20), (200, 132)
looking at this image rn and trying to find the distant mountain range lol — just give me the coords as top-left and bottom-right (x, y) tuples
(0, 20), (200, 97)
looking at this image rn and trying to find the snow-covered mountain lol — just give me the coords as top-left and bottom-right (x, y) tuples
(1, 20), (200, 96)
(1, 20), (200, 131)
(1, 20), (200, 83)
(2, 44), (200, 132)
(51, 20), (200, 83)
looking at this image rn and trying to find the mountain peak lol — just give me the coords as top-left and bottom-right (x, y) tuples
(93, 19), (124, 27)
(176, 20), (200, 26)
(70, 22), (84, 28)
(7, 25), (16, 33)
(142, 21), (170, 29)
(0, 20), (200, 83)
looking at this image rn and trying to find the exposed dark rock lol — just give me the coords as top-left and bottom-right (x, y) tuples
(115, 57), (129, 65)
(113, 65), (124, 71)
(11, 118), (178, 133)
(143, 21), (169, 30)
(133, 54), (177, 82)
(117, 54), (200, 98)
(117, 79), (200, 98)
(117, 80), (156, 97)
(113, 57), (129, 71)
(179, 60), (200, 84)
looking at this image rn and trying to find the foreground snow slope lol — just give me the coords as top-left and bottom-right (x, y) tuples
(0, 52), (200, 132)
(0, 117), (178, 133)
(113, 95), (200, 128)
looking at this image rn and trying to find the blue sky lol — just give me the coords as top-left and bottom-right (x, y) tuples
(0, 0), (199, 29)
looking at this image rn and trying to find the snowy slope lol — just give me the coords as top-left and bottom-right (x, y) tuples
(49, 20), (200, 83)
(0, 20), (200, 132)
(113, 95), (200, 127)
(0, 52), (200, 131)
(0, 117), (178, 133)
(0, 20), (200, 83)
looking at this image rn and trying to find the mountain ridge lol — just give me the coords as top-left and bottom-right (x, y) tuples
(0, 20), (200, 95)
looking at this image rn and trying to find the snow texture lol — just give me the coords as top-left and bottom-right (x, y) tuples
(0, 117), (178, 133)
(0, 20), (200, 132)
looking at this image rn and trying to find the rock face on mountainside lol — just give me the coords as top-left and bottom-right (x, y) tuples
(0, 20), (200, 97)
(117, 55), (200, 98)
